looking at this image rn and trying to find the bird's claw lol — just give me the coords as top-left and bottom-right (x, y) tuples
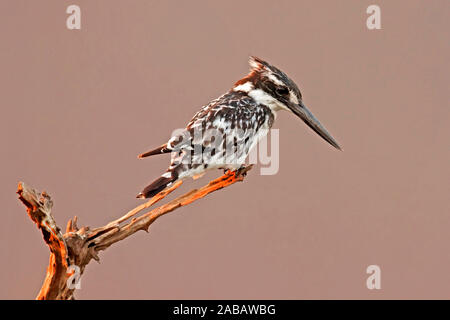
(235, 166), (248, 177)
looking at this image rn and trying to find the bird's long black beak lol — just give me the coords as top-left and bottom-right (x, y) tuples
(289, 102), (341, 150)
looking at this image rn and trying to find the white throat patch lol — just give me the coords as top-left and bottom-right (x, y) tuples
(233, 81), (254, 93)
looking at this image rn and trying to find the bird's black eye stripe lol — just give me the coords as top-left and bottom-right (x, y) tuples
(276, 87), (289, 96)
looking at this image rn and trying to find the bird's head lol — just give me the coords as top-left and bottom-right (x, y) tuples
(233, 56), (341, 150)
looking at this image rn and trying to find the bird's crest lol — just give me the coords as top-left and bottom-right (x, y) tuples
(249, 56), (270, 72)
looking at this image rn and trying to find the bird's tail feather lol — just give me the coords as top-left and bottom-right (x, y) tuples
(137, 173), (177, 199)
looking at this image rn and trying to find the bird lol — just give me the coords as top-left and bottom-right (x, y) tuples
(136, 56), (341, 199)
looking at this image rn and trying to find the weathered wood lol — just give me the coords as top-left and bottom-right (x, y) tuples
(17, 165), (252, 299)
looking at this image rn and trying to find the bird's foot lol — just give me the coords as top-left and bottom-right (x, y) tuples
(235, 165), (251, 177)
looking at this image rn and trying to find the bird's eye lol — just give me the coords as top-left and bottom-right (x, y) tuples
(276, 87), (289, 96)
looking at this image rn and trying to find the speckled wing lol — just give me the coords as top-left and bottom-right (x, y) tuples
(167, 91), (275, 179)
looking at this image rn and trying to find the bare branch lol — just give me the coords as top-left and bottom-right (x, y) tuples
(17, 182), (70, 300)
(17, 165), (252, 299)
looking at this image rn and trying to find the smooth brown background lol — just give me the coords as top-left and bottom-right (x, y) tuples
(1, 0), (449, 299)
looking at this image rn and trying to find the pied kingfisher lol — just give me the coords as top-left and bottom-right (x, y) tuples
(137, 56), (341, 199)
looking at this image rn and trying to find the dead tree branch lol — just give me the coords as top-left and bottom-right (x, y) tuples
(16, 166), (252, 300)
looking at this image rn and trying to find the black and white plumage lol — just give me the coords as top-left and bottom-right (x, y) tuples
(137, 56), (340, 199)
